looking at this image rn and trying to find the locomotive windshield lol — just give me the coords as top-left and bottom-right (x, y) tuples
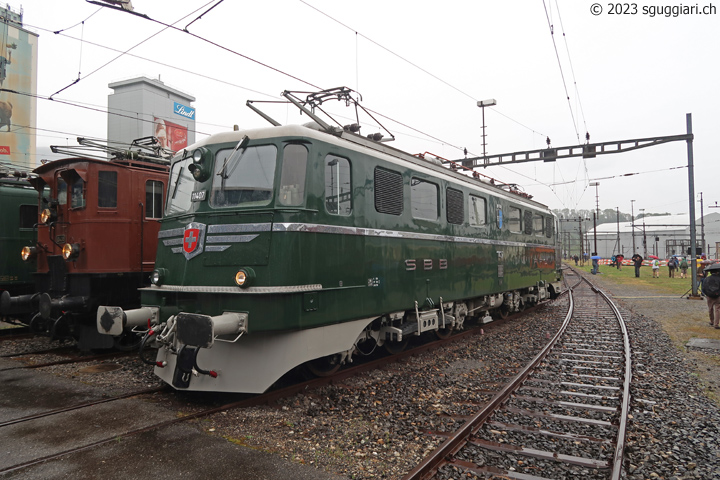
(210, 144), (277, 208)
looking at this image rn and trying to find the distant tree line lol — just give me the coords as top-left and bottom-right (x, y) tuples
(553, 208), (671, 227)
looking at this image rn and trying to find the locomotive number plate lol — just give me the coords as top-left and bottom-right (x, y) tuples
(55, 235), (66, 243)
(191, 190), (207, 202)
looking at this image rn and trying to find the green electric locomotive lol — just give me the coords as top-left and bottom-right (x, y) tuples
(0, 167), (38, 303)
(97, 88), (562, 393)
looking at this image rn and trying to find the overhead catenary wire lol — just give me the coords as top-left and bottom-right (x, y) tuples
(553, 0), (589, 137)
(42, 3), (487, 158)
(25, 23), (276, 100)
(41, 2), (560, 196)
(52, 7), (103, 34)
(298, 0), (546, 139)
(50, 0), (220, 99)
(542, 0), (580, 143)
(550, 0), (592, 212)
(86, 0), (323, 91)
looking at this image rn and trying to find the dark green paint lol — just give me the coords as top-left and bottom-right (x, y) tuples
(143, 129), (560, 333)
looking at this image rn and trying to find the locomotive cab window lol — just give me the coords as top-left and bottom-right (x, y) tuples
(533, 213), (545, 237)
(411, 178), (438, 221)
(210, 144), (278, 208)
(446, 188), (463, 225)
(60, 171), (85, 209)
(166, 154), (194, 215)
(469, 195), (486, 227)
(98, 171), (118, 208)
(325, 155), (352, 215)
(19, 204), (37, 229)
(146, 180), (164, 219)
(278, 144), (308, 207)
(57, 178), (67, 206)
(507, 206), (522, 233)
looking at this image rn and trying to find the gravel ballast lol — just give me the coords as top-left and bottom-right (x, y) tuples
(2, 271), (720, 479)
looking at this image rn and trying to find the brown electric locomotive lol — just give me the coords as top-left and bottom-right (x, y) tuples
(0, 141), (169, 349)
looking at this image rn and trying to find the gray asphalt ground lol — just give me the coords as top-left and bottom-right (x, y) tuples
(0, 358), (345, 480)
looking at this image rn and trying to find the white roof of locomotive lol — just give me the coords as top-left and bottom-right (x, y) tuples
(186, 124), (551, 213)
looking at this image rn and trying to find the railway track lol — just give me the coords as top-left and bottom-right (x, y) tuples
(403, 268), (632, 480)
(0, 325), (32, 341)
(0, 349), (136, 371)
(0, 300), (548, 476)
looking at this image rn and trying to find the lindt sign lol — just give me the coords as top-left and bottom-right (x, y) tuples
(173, 102), (196, 120)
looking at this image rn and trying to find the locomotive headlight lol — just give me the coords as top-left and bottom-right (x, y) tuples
(62, 243), (80, 261)
(21, 246), (37, 261)
(234, 268), (255, 288)
(40, 208), (56, 224)
(151, 268), (167, 286)
(192, 148), (205, 163)
(188, 147), (211, 182)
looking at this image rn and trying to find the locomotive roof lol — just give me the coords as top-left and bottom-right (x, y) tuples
(188, 124), (552, 213)
(33, 156), (169, 175)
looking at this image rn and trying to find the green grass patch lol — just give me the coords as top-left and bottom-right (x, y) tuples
(568, 261), (697, 296)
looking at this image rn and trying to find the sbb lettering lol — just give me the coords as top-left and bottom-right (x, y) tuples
(405, 259), (448, 271)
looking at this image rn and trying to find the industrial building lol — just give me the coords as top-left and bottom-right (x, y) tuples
(0, 4), (38, 169)
(562, 213), (720, 260)
(107, 76), (196, 153)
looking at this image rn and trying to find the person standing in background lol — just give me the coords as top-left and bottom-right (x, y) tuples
(632, 253), (643, 278)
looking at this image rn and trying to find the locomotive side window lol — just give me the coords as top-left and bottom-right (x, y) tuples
(524, 211), (533, 235)
(374, 168), (403, 215)
(98, 171), (118, 208)
(533, 214), (545, 236)
(19, 204), (37, 229)
(325, 155), (352, 215)
(210, 144), (278, 208)
(146, 180), (164, 219)
(57, 178), (67, 206)
(546, 217), (554, 239)
(446, 188), (463, 225)
(507, 206), (522, 233)
(469, 195), (486, 226)
(278, 144), (308, 207)
(411, 178), (438, 221)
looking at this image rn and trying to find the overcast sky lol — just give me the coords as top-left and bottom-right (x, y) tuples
(23, 0), (719, 216)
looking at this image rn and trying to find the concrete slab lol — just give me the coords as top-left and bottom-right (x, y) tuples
(0, 358), (345, 479)
(0, 358), (106, 423)
(686, 337), (720, 353)
(1, 422), (345, 480)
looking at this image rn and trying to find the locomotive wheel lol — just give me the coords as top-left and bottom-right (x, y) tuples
(49, 315), (72, 342)
(113, 331), (142, 352)
(434, 325), (454, 340)
(497, 304), (510, 319)
(305, 353), (343, 377)
(384, 338), (409, 355)
(28, 313), (48, 334)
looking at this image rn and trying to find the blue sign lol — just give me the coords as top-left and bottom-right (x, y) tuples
(174, 102), (195, 119)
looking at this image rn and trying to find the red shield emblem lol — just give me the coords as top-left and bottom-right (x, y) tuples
(183, 228), (200, 254)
